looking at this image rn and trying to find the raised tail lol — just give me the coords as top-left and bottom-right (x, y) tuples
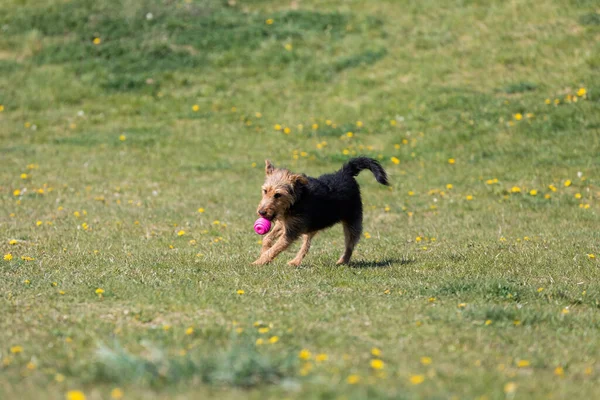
(342, 157), (389, 186)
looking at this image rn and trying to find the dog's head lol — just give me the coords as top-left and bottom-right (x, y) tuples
(256, 160), (307, 221)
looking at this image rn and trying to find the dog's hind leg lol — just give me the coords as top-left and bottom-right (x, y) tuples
(337, 216), (362, 265)
(288, 232), (316, 267)
(261, 221), (283, 255)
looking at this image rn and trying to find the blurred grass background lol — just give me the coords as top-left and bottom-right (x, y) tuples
(1, 0), (600, 399)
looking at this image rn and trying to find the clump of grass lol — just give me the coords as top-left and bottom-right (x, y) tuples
(94, 336), (298, 388)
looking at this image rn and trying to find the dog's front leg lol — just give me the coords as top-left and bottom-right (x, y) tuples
(252, 232), (297, 265)
(260, 221), (282, 255)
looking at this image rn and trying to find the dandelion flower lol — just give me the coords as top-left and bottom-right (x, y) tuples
(265, 18), (274, 25)
(371, 347), (381, 357)
(420, 356), (432, 365)
(347, 374), (360, 384)
(504, 382), (517, 394)
(517, 360), (530, 368)
(13, 189), (21, 196)
(545, 99), (551, 105)
(284, 127), (291, 134)
(466, 195), (473, 201)
(299, 349), (311, 360)
(93, 37), (101, 45)
(554, 366), (564, 376)
(4, 253), (13, 261)
(185, 327), (194, 335)
(588, 254), (595, 259)
(236, 289), (244, 295)
(529, 189), (537, 196)
(514, 113), (523, 121)
(564, 180), (571, 187)
(448, 158), (455, 164)
(110, 388), (124, 400)
(485, 319), (492, 325)
(95, 288), (104, 295)
(356, 121), (363, 128)
(577, 88), (586, 97)
(346, 131), (353, 138)
(511, 186), (521, 193)
(10, 345), (23, 354)
(370, 359), (384, 370)
(315, 353), (328, 362)
(66, 390), (86, 400)
(177, 230), (185, 236)
(409, 374), (425, 385)
(391, 156), (400, 165)
(268, 336), (279, 344)
(364, 232), (371, 239)
(446, 183), (453, 190)
(119, 134), (126, 141)
(575, 193), (582, 199)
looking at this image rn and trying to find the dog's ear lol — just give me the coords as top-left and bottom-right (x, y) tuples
(265, 159), (275, 175)
(291, 173), (308, 187)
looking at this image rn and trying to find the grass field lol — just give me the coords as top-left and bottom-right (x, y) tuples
(1, 0), (600, 399)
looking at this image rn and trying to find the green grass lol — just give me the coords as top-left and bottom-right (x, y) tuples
(1, 0), (599, 399)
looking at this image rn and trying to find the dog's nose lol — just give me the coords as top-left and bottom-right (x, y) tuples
(258, 210), (267, 217)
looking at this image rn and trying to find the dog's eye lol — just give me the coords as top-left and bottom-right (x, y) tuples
(274, 193), (281, 199)
(262, 189), (267, 194)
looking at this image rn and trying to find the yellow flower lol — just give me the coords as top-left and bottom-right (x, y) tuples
(299, 349), (311, 360)
(55, 373), (65, 382)
(93, 37), (101, 45)
(4, 253), (13, 261)
(95, 288), (104, 295)
(347, 374), (360, 384)
(575, 193), (582, 199)
(562, 307), (569, 314)
(371, 347), (381, 357)
(10, 345), (23, 354)
(265, 18), (274, 25)
(346, 131), (353, 138)
(528, 189), (538, 196)
(408, 190), (414, 196)
(356, 121), (363, 128)
(119, 134), (126, 141)
(0, 105), (3, 112)
(504, 382), (517, 394)
(420, 356), (432, 365)
(448, 158), (455, 164)
(312, 123), (319, 130)
(36, 220), (43, 226)
(258, 327), (270, 334)
(111, 388), (124, 400)
(9, 239), (17, 245)
(428, 297), (436, 303)
(315, 353), (328, 362)
(577, 88), (586, 97)
(466, 195), (473, 201)
(564, 180), (572, 187)
(409, 374), (425, 385)
(457, 303), (466, 309)
(177, 230), (185, 236)
(384, 205), (390, 212)
(554, 366), (564, 376)
(268, 336), (279, 344)
(24, 279), (30, 285)
(390, 119), (397, 126)
(21, 256), (35, 261)
(283, 127), (291, 134)
(26, 361), (36, 370)
(284, 43), (292, 51)
(511, 186), (521, 193)
(446, 183), (453, 190)
(370, 359), (384, 370)
(390, 156), (400, 165)
(274, 124), (282, 131)
(588, 254), (596, 259)
(545, 98), (551, 105)
(517, 360), (530, 368)
(514, 113), (523, 121)
(255, 338), (264, 345)
(236, 289), (244, 295)
(66, 390), (86, 400)
(537, 287), (544, 292)
(554, 98), (560, 105)
(13, 189), (21, 196)
(485, 319), (492, 326)
(364, 232), (371, 239)
(185, 327), (194, 335)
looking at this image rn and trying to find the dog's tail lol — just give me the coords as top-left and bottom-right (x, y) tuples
(342, 157), (389, 186)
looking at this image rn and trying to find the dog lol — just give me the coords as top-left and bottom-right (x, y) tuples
(253, 157), (389, 266)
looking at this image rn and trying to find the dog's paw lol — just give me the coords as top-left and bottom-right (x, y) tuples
(287, 259), (301, 267)
(336, 258), (349, 265)
(252, 258), (270, 266)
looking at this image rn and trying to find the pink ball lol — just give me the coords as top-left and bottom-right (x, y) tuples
(254, 217), (272, 235)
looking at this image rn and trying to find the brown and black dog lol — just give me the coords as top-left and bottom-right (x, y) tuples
(253, 157), (389, 266)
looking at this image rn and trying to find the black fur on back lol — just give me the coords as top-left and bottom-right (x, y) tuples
(287, 157), (389, 235)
